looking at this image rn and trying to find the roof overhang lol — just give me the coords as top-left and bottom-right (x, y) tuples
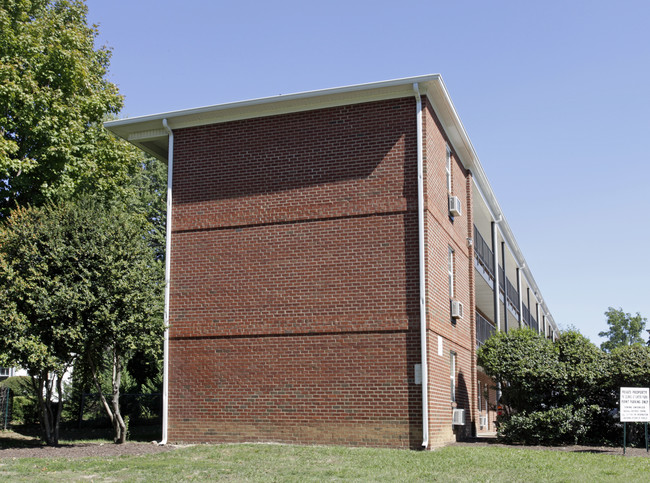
(105, 75), (474, 163)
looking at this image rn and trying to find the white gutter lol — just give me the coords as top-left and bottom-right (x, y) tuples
(492, 218), (502, 331)
(413, 83), (429, 449)
(159, 118), (174, 445)
(105, 75), (443, 134)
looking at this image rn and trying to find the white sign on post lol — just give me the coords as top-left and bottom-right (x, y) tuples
(620, 387), (650, 422)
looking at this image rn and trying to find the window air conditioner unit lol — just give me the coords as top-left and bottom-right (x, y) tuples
(451, 299), (463, 319)
(448, 195), (462, 217)
(452, 408), (466, 425)
(480, 414), (488, 429)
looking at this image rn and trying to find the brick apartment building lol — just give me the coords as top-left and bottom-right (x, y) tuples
(106, 75), (558, 449)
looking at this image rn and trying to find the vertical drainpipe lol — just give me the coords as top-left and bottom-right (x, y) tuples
(413, 83), (429, 449)
(491, 220), (501, 332)
(159, 119), (174, 445)
(516, 268), (523, 328)
(491, 219), (502, 404)
(527, 288), (531, 330)
(501, 242), (507, 332)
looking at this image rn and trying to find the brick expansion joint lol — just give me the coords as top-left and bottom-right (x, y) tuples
(172, 209), (414, 234)
(170, 328), (414, 341)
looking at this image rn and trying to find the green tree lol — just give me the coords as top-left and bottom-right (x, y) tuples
(0, 0), (139, 216)
(477, 328), (560, 413)
(122, 155), (167, 261)
(598, 307), (647, 352)
(478, 328), (608, 445)
(0, 196), (163, 444)
(76, 196), (164, 443)
(0, 202), (85, 444)
(607, 344), (650, 389)
(555, 330), (607, 405)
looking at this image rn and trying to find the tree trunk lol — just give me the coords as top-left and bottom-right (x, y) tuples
(54, 371), (65, 445)
(88, 350), (127, 443)
(89, 354), (115, 426)
(111, 350), (127, 444)
(34, 372), (57, 445)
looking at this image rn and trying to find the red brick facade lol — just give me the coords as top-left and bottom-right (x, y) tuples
(104, 76), (560, 450)
(166, 97), (475, 448)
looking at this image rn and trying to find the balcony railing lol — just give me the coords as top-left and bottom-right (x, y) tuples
(522, 303), (530, 327)
(513, 303), (538, 332)
(476, 312), (496, 347)
(506, 278), (519, 314)
(473, 226), (494, 277)
(474, 225), (522, 318)
(498, 265), (505, 291)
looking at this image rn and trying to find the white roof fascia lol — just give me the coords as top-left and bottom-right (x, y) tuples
(105, 74), (442, 141)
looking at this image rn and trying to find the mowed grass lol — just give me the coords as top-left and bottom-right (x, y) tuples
(1, 443), (650, 482)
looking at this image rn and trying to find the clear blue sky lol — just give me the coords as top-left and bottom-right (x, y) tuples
(86, 0), (650, 345)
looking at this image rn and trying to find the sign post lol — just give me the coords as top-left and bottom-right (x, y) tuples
(619, 387), (650, 454)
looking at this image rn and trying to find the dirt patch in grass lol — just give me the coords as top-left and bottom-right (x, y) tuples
(0, 431), (176, 459)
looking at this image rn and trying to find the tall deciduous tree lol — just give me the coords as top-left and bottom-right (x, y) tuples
(598, 307), (647, 352)
(74, 196), (164, 444)
(0, 196), (163, 444)
(0, 0), (139, 216)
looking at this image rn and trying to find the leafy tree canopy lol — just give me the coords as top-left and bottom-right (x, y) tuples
(0, 0), (139, 216)
(477, 328), (561, 412)
(598, 307), (647, 352)
(555, 329), (607, 404)
(0, 195), (164, 444)
(607, 344), (650, 389)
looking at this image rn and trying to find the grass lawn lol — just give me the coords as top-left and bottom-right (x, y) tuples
(1, 443), (650, 482)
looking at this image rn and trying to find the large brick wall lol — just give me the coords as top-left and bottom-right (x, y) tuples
(167, 96), (476, 448)
(168, 98), (425, 448)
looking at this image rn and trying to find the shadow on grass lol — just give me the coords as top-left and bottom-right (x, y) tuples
(573, 449), (612, 454)
(1, 423), (161, 448)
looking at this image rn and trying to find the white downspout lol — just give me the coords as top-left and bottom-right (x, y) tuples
(516, 267), (523, 328)
(492, 217), (502, 404)
(159, 118), (174, 445)
(413, 83), (429, 449)
(492, 217), (502, 332)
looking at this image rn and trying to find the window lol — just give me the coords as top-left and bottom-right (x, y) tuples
(450, 352), (456, 403)
(478, 381), (482, 410)
(0, 367), (9, 377)
(448, 246), (455, 298)
(446, 144), (452, 193)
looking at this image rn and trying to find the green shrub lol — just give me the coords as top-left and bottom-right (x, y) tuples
(0, 376), (32, 397)
(12, 395), (39, 424)
(477, 328), (561, 413)
(0, 376), (39, 424)
(497, 404), (600, 445)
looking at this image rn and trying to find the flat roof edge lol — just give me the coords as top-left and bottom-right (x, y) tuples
(105, 74), (442, 130)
